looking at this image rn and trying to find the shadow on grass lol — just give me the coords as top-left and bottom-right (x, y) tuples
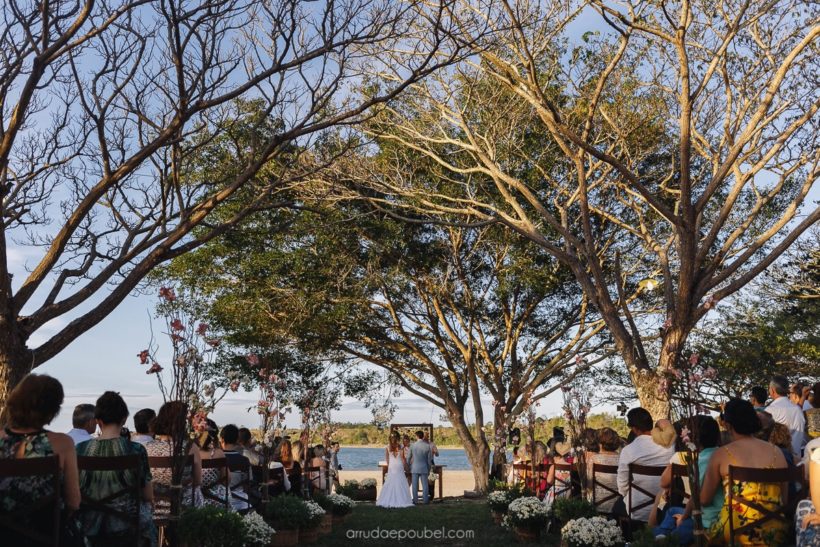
(314, 499), (559, 547)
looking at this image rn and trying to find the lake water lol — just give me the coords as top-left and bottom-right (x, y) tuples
(337, 447), (476, 470)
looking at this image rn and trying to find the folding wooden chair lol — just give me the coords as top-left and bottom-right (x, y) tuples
(0, 455), (61, 546)
(552, 462), (577, 499)
(252, 464), (286, 499)
(591, 463), (620, 514)
(627, 463), (666, 519)
(77, 454), (143, 547)
(727, 465), (804, 546)
(147, 454), (195, 545)
(226, 457), (252, 512)
(670, 463), (690, 507)
(305, 462), (330, 495)
(511, 462), (532, 487)
(200, 457), (229, 508)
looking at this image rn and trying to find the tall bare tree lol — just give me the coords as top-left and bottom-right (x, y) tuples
(0, 0), (475, 407)
(360, 0), (819, 416)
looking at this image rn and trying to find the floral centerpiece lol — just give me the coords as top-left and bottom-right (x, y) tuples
(504, 496), (550, 542)
(242, 512), (275, 547)
(561, 516), (623, 547)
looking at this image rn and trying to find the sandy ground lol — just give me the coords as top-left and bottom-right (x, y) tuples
(337, 469), (477, 498)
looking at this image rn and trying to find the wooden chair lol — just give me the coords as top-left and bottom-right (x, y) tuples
(727, 465), (805, 545)
(0, 455), (61, 546)
(77, 454), (143, 547)
(627, 464), (666, 519)
(670, 463), (690, 507)
(511, 462), (532, 486)
(305, 462), (330, 495)
(200, 457), (229, 508)
(148, 454), (195, 545)
(552, 462), (578, 499)
(226, 457), (252, 512)
(251, 464), (286, 499)
(591, 463), (620, 513)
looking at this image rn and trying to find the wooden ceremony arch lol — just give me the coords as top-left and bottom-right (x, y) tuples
(380, 422), (445, 501)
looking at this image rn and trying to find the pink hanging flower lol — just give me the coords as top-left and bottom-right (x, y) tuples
(689, 353), (700, 366)
(662, 317), (672, 329)
(138, 349), (149, 364)
(203, 384), (215, 398)
(703, 295), (716, 310)
(190, 411), (208, 433)
(229, 380), (240, 392)
(658, 377), (669, 392)
(159, 287), (176, 302)
(206, 338), (221, 348)
(560, 385), (572, 392)
(703, 366), (717, 380)
(196, 323), (208, 336)
(146, 362), (163, 374)
(276, 379), (287, 390)
(575, 355), (584, 365)
(246, 353), (260, 367)
(170, 318), (184, 331)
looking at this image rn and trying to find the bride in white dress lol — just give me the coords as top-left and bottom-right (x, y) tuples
(376, 433), (413, 508)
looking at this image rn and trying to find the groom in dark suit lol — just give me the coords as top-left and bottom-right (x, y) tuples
(408, 430), (433, 504)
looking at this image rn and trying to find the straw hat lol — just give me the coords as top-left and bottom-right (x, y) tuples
(651, 420), (676, 448)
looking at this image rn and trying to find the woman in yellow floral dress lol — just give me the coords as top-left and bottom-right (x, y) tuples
(700, 398), (788, 545)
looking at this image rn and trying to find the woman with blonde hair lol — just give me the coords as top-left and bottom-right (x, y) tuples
(376, 432), (412, 508)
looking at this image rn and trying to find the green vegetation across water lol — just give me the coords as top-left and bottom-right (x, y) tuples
(314, 500), (559, 546)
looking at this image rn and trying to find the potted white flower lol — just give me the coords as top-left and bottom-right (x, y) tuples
(242, 512), (275, 547)
(487, 491), (510, 524)
(299, 500), (326, 545)
(561, 516), (623, 547)
(504, 496), (550, 543)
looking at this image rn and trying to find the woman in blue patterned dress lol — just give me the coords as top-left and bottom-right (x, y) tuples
(76, 391), (157, 546)
(0, 374), (81, 542)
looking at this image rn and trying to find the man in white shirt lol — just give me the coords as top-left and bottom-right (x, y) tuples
(617, 407), (675, 522)
(767, 375), (806, 458)
(130, 408), (156, 445)
(66, 404), (96, 445)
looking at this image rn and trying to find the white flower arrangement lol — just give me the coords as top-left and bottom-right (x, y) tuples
(487, 490), (510, 512)
(344, 479), (360, 489)
(304, 499), (326, 526)
(561, 516), (622, 547)
(505, 496), (550, 530)
(359, 478), (377, 489)
(325, 493), (355, 515)
(242, 512), (275, 546)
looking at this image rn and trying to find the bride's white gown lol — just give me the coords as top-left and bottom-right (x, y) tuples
(376, 449), (413, 508)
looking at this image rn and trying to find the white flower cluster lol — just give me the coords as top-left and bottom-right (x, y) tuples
(488, 491), (508, 505)
(326, 493), (355, 511)
(359, 478), (377, 488)
(561, 516), (622, 547)
(506, 496), (550, 527)
(242, 512), (275, 546)
(304, 500), (326, 521)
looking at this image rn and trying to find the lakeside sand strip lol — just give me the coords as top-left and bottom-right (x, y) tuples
(337, 469), (476, 499)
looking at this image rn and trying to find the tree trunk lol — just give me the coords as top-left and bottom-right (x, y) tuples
(0, 324), (32, 423)
(632, 371), (671, 421)
(448, 411), (491, 493)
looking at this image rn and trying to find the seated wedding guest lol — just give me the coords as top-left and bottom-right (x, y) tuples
(652, 419), (676, 449)
(767, 375), (806, 459)
(506, 446), (523, 484)
(531, 441), (553, 499)
(267, 443), (292, 495)
(145, 401), (202, 516)
(543, 441), (573, 507)
(806, 383), (820, 441)
(196, 419), (230, 507)
(309, 445), (328, 493)
(617, 407), (676, 522)
(588, 427), (621, 514)
(76, 391), (156, 546)
(701, 398), (788, 545)
(796, 439), (820, 547)
(582, 428), (600, 454)
(237, 427), (260, 465)
(0, 374), (81, 542)
(289, 440), (304, 493)
(67, 403), (97, 445)
(792, 381), (812, 411)
(750, 386), (768, 411)
(653, 416), (722, 544)
(131, 408), (155, 445)
(220, 424), (250, 512)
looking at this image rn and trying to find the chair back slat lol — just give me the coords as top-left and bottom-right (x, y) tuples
(591, 463), (620, 512)
(0, 455), (61, 546)
(627, 464), (666, 516)
(552, 462), (576, 499)
(200, 457), (230, 508)
(77, 454), (143, 547)
(670, 463), (690, 504)
(727, 465), (795, 543)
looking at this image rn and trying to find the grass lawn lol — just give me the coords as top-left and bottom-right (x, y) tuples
(314, 499), (559, 547)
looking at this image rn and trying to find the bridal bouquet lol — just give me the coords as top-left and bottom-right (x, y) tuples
(561, 516), (622, 547)
(503, 496), (550, 531)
